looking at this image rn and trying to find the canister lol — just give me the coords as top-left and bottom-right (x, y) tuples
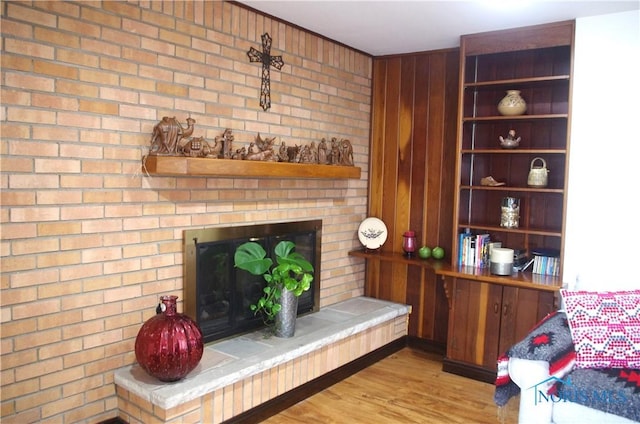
(490, 247), (514, 275)
(500, 197), (520, 228)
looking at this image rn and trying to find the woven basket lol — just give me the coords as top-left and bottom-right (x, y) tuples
(527, 157), (549, 187)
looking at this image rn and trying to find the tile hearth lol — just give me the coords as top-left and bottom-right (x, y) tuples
(115, 296), (410, 423)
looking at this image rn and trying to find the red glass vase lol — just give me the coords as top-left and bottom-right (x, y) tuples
(402, 230), (416, 257)
(134, 295), (204, 382)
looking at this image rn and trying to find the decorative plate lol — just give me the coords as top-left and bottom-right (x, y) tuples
(358, 217), (388, 250)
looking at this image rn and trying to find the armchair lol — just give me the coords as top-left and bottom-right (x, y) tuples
(495, 289), (640, 423)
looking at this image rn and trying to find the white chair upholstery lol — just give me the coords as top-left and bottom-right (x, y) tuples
(508, 358), (637, 424)
(508, 358), (553, 424)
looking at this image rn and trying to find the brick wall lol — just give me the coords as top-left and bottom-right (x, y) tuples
(0, 1), (371, 422)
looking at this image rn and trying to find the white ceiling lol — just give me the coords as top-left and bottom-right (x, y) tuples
(238, 1), (639, 55)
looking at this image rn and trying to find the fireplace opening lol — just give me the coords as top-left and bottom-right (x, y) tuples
(184, 220), (321, 344)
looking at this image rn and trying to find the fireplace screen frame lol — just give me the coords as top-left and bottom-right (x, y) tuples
(184, 220), (321, 344)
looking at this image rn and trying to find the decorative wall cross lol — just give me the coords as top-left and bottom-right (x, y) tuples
(247, 33), (284, 111)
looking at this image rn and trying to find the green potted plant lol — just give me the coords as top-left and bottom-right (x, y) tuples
(234, 240), (314, 337)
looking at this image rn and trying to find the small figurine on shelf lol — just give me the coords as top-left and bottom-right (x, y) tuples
(318, 138), (329, 165)
(180, 136), (212, 158)
(499, 129), (521, 149)
(287, 144), (300, 163)
(309, 141), (318, 163)
(231, 147), (247, 160)
(480, 176), (506, 186)
(245, 133), (277, 161)
(330, 138), (341, 165)
(299, 145), (314, 163)
(339, 139), (354, 166)
(278, 142), (288, 162)
(149, 116), (196, 156)
(215, 129), (235, 159)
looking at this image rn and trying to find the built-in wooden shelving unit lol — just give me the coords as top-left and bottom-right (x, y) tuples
(441, 20), (574, 383)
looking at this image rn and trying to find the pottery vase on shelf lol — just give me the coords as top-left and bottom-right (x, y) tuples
(497, 90), (527, 116)
(134, 295), (203, 382)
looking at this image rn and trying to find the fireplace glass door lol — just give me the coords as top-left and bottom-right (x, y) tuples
(185, 221), (321, 344)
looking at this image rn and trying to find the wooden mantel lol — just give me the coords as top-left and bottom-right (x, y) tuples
(143, 155), (362, 179)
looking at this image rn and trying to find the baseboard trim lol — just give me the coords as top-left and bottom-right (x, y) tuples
(222, 336), (408, 423)
(406, 335), (446, 356)
(442, 358), (496, 383)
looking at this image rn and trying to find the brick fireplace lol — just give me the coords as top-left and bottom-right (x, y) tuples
(114, 220), (412, 423)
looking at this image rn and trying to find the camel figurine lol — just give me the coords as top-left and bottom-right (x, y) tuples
(149, 116), (195, 155)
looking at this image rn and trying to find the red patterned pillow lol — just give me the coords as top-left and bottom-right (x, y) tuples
(560, 289), (640, 369)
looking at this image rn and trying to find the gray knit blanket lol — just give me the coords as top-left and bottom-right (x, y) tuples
(494, 311), (640, 421)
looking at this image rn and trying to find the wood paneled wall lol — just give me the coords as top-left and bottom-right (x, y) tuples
(366, 49), (459, 347)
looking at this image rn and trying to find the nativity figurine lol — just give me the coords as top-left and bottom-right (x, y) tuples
(149, 116), (195, 155)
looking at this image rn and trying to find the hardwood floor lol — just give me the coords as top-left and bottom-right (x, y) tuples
(261, 347), (520, 423)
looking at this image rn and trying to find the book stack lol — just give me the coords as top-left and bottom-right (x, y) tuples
(458, 232), (490, 268)
(531, 248), (560, 276)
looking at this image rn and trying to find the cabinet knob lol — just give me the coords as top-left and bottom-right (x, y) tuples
(494, 303), (499, 313)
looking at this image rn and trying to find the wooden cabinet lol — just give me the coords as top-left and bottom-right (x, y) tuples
(451, 21), (575, 284)
(440, 21), (573, 382)
(443, 277), (555, 382)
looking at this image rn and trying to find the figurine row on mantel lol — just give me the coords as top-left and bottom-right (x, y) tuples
(148, 116), (354, 166)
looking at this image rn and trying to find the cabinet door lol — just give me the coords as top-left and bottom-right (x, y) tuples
(498, 286), (556, 357)
(448, 278), (556, 371)
(447, 278), (502, 368)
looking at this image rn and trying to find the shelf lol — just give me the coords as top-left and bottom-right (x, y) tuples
(142, 155), (362, 179)
(464, 75), (571, 88)
(460, 185), (564, 194)
(461, 149), (567, 155)
(348, 249), (450, 272)
(455, 224), (562, 237)
(348, 249), (560, 291)
(462, 114), (568, 122)
(435, 266), (561, 292)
